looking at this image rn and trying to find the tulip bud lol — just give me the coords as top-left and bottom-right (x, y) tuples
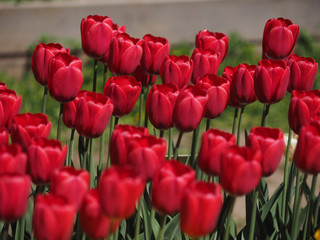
(0, 89), (22, 129)
(132, 64), (158, 88)
(0, 144), (27, 175)
(222, 66), (242, 108)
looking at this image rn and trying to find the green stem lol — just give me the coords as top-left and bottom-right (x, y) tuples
(236, 106), (245, 145)
(135, 200), (142, 239)
(206, 118), (211, 131)
(107, 116), (114, 168)
(114, 117), (119, 128)
(144, 82), (152, 128)
(98, 129), (106, 177)
(248, 188), (259, 240)
(57, 103), (64, 141)
(113, 226), (119, 240)
(41, 86), (48, 114)
(173, 131), (184, 159)
(18, 215), (25, 240)
(103, 64), (108, 90)
(157, 215), (167, 240)
(92, 59), (98, 92)
(260, 104), (270, 127)
(1, 222), (9, 240)
(82, 138), (90, 169)
(89, 139), (95, 188)
(223, 196), (236, 240)
(139, 89), (145, 127)
(159, 130), (164, 138)
(66, 129), (75, 167)
(168, 128), (173, 159)
(232, 108), (239, 135)
(107, 220), (114, 240)
(190, 126), (200, 167)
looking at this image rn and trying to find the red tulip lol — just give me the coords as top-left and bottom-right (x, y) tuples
(246, 127), (285, 177)
(107, 33), (143, 75)
(160, 55), (193, 89)
(262, 17), (299, 60)
(146, 83), (179, 130)
(173, 85), (208, 132)
(80, 189), (120, 240)
(197, 129), (236, 176)
(196, 29), (229, 63)
(98, 166), (145, 219)
(62, 96), (79, 129)
(104, 76), (142, 117)
(220, 145), (262, 195)
(33, 194), (76, 240)
(51, 167), (90, 210)
(287, 54), (318, 92)
(0, 82), (6, 90)
(0, 127), (9, 145)
(222, 66), (242, 108)
(27, 137), (67, 184)
(197, 74), (230, 119)
(0, 89), (22, 129)
(141, 34), (170, 75)
(32, 43), (70, 86)
(152, 160), (195, 215)
(110, 124), (149, 166)
(254, 59), (290, 104)
(0, 174), (31, 222)
(48, 53), (83, 103)
(81, 15), (113, 59)
(0, 144), (27, 175)
(180, 181), (223, 237)
(132, 64), (158, 88)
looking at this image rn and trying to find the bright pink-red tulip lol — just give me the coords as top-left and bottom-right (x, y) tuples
(0, 144), (27, 175)
(0, 127), (9, 145)
(222, 66), (242, 108)
(132, 64), (158, 88)
(0, 89), (22, 129)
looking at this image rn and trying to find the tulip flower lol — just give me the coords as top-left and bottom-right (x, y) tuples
(152, 160), (195, 215)
(98, 166), (145, 219)
(262, 17), (299, 60)
(173, 85), (208, 132)
(180, 181), (223, 238)
(32, 43), (70, 86)
(222, 66), (242, 108)
(62, 96), (79, 129)
(107, 33), (143, 75)
(254, 59), (290, 104)
(0, 144), (27, 175)
(141, 34), (170, 75)
(33, 194), (76, 240)
(196, 29), (229, 63)
(0, 127), (9, 145)
(104, 75), (142, 117)
(246, 127), (285, 177)
(132, 64), (158, 88)
(146, 83), (179, 130)
(197, 129), (236, 176)
(287, 54), (318, 92)
(0, 82), (6, 90)
(0, 89), (22, 129)
(81, 15), (113, 59)
(48, 53), (83, 103)
(160, 55), (193, 88)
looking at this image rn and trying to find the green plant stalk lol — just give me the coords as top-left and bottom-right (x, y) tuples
(236, 106), (245, 145)
(173, 131), (184, 159)
(223, 196), (236, 240)
(160, 130), (164, 138)
(138, 89), (145, 127)
(114, 117), (119, 128)
(41, 86), (48, 114)
(89, 138), (95, 188)
(107, 221), (114, 240)
(92, 59), (98, 92)
(106, 116), (114, 168)
(232, 108), (239, 135)
(190, 126), (200, 167)
(157, 215), (167, 240)
(168, 128), (173, 159)
(103, 64), (108, 90)
(135, 200), (142, 239)
(66, 129), (75, 167)
(98, 129), (106, 177)
(206, 118), (211, 131)
(248, 188), (259, 240)
(57, 103), (64, 141)
(18, 215), (25, 240)
(144, 81), (152, 128)
(260, 104), (270, 127)
(1, 222), (9, 240)
(113, 226), (119, 240)
(82, 138), (90, 169)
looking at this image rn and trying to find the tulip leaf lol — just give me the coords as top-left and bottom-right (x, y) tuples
(165, 214), (180, 240)
(78, 135), (85, 167)
(150, 210), (160, 238)
(217, 195), (236, 236)
(119, 220), (127, 240)
(141, 195), (152, 240)
(261, 183), (284, 221)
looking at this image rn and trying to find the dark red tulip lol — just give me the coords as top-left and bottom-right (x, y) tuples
(180, 181), (223, 238)
(246, 127), (285, 177)
(197, 74), (230, 119)
(160, 55), (193, 89)
(222, 66), (242, 108)
(146, 83), (179, 130)
(81, 15), (113, 59)
(197, 129), (236, 176)
(0, 89), (22, 129)
(0, 127), (9, 145)
(254, 59), (290, 104)
(104, 76), (142, 117)
(110, 124), (149, 166)
(152, 160), (195, 215)
(107, 33), (143, 75)
(262, 17), (299, 60)
(220, 145), (262, 195)
(48, 53), (83, 103)
(33, 194), (76, 240)
(0, 144), (27, 176)
(32, 43), (70, 86)
(132, 64), (158, 88)
(141, 34), (170, 75)
(62, 97), (79, 129)
(98, 166), (145, 219)
(51, 167), (90, 210)
(287, 54), (318, 92)
(0, 82), (6, 90)
(173, 85), (208, 132)
(196, 29), (229, 63)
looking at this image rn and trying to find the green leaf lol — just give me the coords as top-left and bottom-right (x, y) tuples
(119, 220), (127, 240)
(141, 195), (152, 240)
(165, 214), (180, 240)
(217, 195), (236, 235)
(261, 183), (284, 221)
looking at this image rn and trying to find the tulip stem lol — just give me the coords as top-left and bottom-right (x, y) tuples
(92, 59), (98, 92)
(190, 126), (200, 168)
(173, 131), (184, 159)
(114, 117), (119, 128)
(157, 215), (167, 240)
(89, 138), (95, 187)
(236, 106), (244, 145)
(41, 86), (48, 114)
(98, 129), (106, 177)
(144, 82), (152, 128)
(223, 196), (236, 240)
(139, 89), (144, 127)
(57, 103), (64, 141)
(248, 188), (259, 240)
(260, 104), (270, 127)
(206, 118), (211, 131)
(160, 130), (164, 138)
(135, 200), (142, 239)
(168, 128), (173, 159)
(82, 138), (90, 169)
(103, 64), (108, 90)
(107, 116), (114, 168)
(232, 108), (239, 135)
(66, 129), (75, 167)
(18, 215), (25, 240)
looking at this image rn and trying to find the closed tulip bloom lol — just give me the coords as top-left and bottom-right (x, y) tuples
(51, 167), (90, 210)
(287, 55), (318, 92)
(0, 144), (27, 175)
(132, 64), (158, 88)
(107, 33), (143, 75)
(222, 66), (242, 108)
(262, 17), (299, 60)
(160, 55), (193, 89)
(197, 74), (230, 119)
(33, 194), (76, 240)
(173, 85), (208, 132)
(146, 83), (179, 130)
(11, 113), (52, 149)
(0, 82), (6, 90)
(110, 124), (149, 166)
(104, 76), (142, 117)
(62, 97), (79, 129)
(81, 15), (113, 59)
(0, 127), (9, 145)
(196, 29), (229, 63)
(152, 160), (195, 215)
(98, 166), (145, 219)
(127, 135), (167, 180)
(32, 43), (70, 86)
(141, 34), (170, 75)
(220, 145), (262, 195)
(48, 53), (83, 103)
(0, 175), (30, 222)
(191, 48), (220, 84)
(0, 89), (22, 129)
(288, 90), (320, 134)
(246, 127), (285, 177)
(254, 59), (290, 104)
(180, 181), (223, 238)
(80, 189), (120, 240)
(74, 90), (113, 138)
(27, 137), (67, 184)
(197, 129), (236, 176)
